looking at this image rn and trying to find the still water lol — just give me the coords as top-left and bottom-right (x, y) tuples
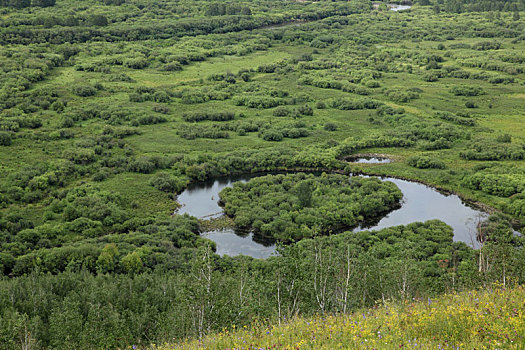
(176, 173), (487, 257)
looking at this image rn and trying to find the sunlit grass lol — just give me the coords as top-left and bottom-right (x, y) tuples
(162, 286), (525, 349)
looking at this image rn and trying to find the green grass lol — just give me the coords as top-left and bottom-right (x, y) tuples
(165, 286), (525, 349)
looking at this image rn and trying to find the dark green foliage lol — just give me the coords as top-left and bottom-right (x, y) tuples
(0, 132), (12, 146)
(407, 155), (446, 169)
(183, 111), (235, 122)
(420, 138), (451, 150)
(336, 136), (415, 158)
(0, 1), (524, 347)
(460, 143), (524, 161)
(260, 129), (283, 141)
(435, 111), (476, 126)
(465, 173), (525, 197)
(386, 89), (420, 103)
(73, 85), (97, 97)
(496, 133), (512, 143)
(473, 41), (502, 51)
(31, 0), (55, 7)
(324, 123), (337, 131)
(328, 97), (383, 110)
(178, 125), (230, 140)
(149, 172), (186, 193)
(87, 14), (108, 27)
(233, 95), (288, 109)
(63, 148), (96, 164)
(220, 173), (402, 241)
(131, 115), (167, 126)
(128, 158), (156, 174)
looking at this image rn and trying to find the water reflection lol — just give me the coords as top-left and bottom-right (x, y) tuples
(390, 4), (412, 11)
(177, 173), (488, 257)
(202, 229), (277, 259)
(351, 157), (392, 164)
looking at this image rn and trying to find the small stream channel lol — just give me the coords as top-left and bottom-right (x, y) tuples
(176, 172), (487, 258)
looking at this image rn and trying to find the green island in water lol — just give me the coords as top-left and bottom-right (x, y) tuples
(0, 0), (524, 348)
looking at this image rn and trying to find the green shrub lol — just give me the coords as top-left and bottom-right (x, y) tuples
(0, 132), (12, 146)
(407, 155), (445, 169)
(450, 85), (484, 96)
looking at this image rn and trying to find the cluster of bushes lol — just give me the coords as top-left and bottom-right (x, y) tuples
(381, 114), (469, 143)
(420, 138), (451, 151)
(385, 88), (421, 103)
(180, 88), (230, 104)
(298, 75), (371, 95)
(435, 111), (476, 126)
(149, 172), (187, 193)
(460, 143), (524, 161)
(233, 95), (289, 109)
(458, 58), (523, 76)
(127, 155), (180, 174)
(272, 105), (313, 117)
(73, 84), (99, 97)
(0, 211), (201, 277)
(182, 111), (235, 122)
(450, 85), (484, 96)
(205, 3), (251, 16)
(328, 97), (383, 110)
(259, 126), (309, 141)
(2, 219), (509, 348)
(178, 125), (230, 140)
(131, 115), (167, 126)
(0, 131), (12, 146)
(465, 172), (525, 197)
(297, 60), (339, 70)
(0, 0), (55, 8)
(407, 155), (446, 169)
(220, 173), (402, 241)
(170, 146), (342, 182)
(129, 87), (171, 103)
(336, 135), (414, 158)
(473, 41), (502, 51)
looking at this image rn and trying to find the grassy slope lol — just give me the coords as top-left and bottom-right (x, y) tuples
(165, 286), (525, 349)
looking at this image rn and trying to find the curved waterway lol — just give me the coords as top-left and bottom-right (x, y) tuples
(176, 173), (487, 258)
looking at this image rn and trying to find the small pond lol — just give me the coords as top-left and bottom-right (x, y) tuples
(202, 229), (277, 259)
(176, 173), (487, 258)
(350, 157), (392, 164)
(176, 175), (252, 219)
(390, 4), (412, 11)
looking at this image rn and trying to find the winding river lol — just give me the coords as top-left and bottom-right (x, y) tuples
(176, 172), (487, 258)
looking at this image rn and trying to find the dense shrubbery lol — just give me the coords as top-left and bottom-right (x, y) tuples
(3, 219), (512, 349)
(435, 111), (476, 126)
(465, 173), (525, 197)
(220, 173), (402, 241)
(1, 2), (525, 348)
(0, 131), (12, 146)
(460, 143), (525, 161)
(385, 88), (421, 103)
(178, 125), (230, 139)
(336, 136), (415, 158)
(233, 95), (289, 109)
(149, 172), (187, 193)
(407, 155), (446, 169)
(328, 97), (383, 110)
(182, 111), (235, 122)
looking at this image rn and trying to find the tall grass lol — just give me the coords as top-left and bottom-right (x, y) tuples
(160, 286), (525, 349)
